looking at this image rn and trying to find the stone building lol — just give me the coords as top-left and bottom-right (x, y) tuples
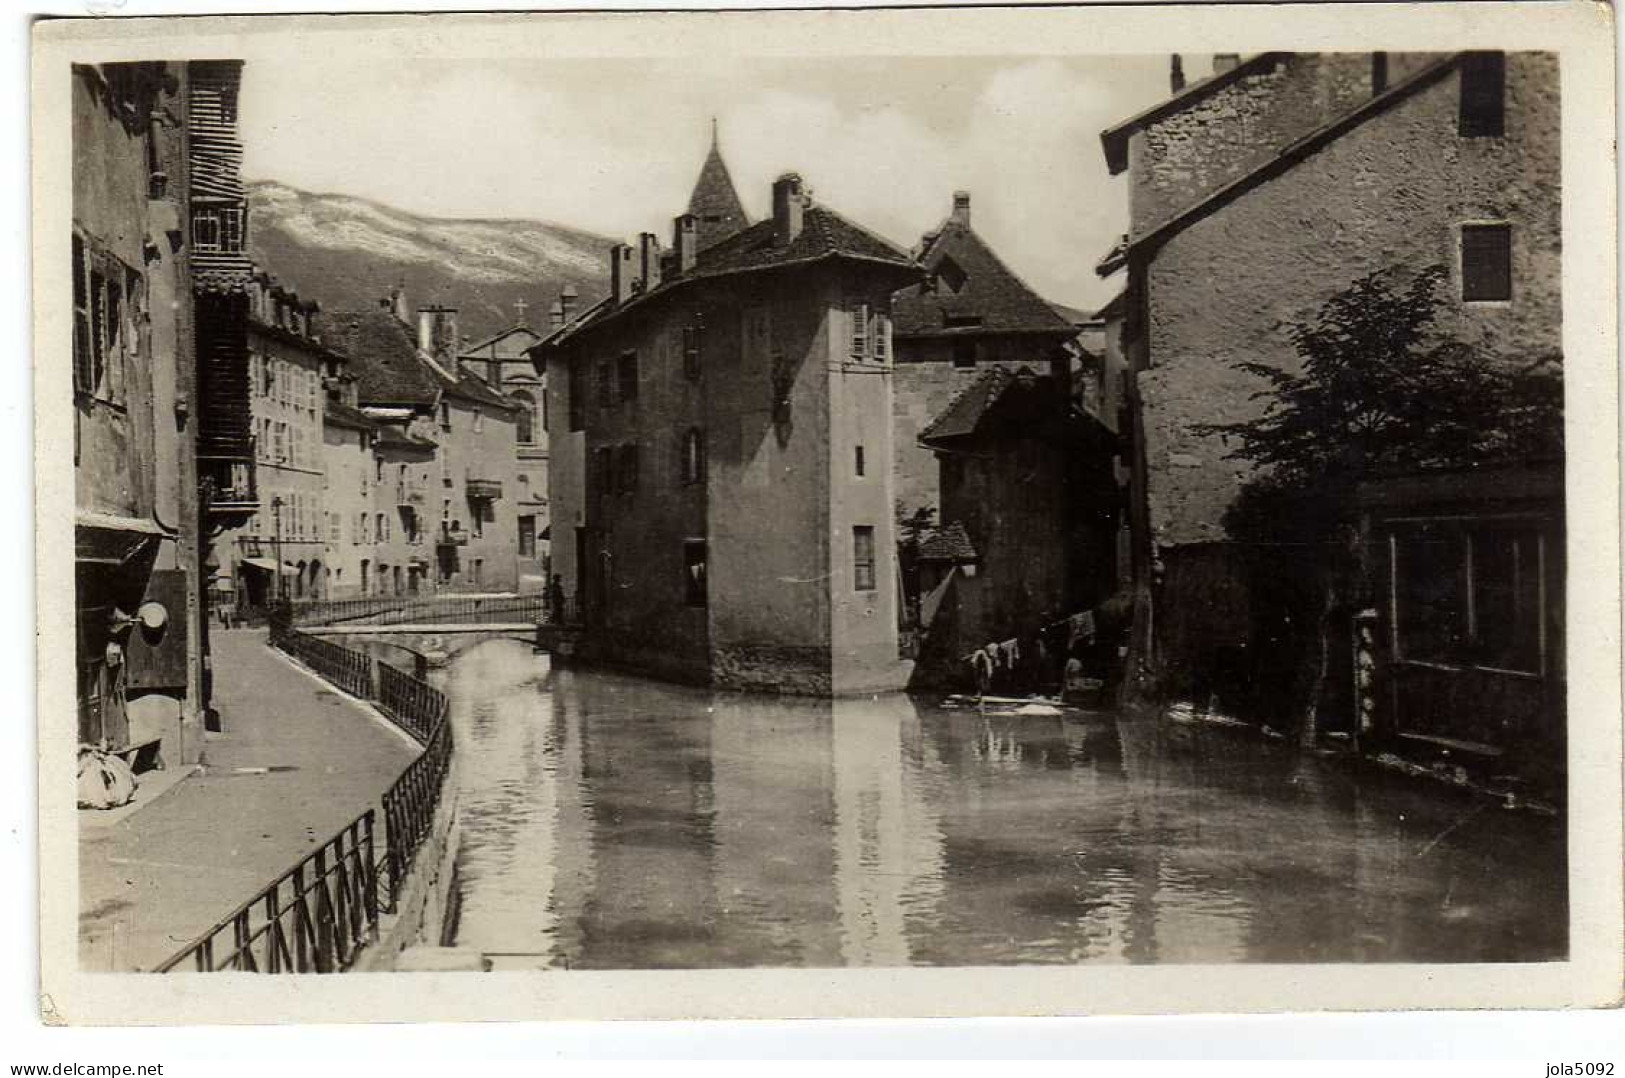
(1097, 52), (1561, 739)
(317, 383), (379, 600)
(535, 160), (922, 694)
(217, 272), (335, 609)
(459, 301), (559, 592)
(909, 367), (1120, 691)
(889, 192), (1078, 524)
(72, 61), (254, 771)
(317, 298), (524, 594)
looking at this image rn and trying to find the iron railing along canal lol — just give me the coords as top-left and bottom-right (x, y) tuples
(288, 592), (561, 629)
(157, 624), (454, 973)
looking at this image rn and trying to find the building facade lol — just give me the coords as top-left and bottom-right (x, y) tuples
(537, 164), (921, 694)
(889, 192), (1079, 523)
(1098, 52), (1561, 739)
(218, 273), (334, 609)
(72, 61), (255, 770)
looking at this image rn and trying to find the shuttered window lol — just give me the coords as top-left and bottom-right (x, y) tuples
(1461, 224), (1512, 302)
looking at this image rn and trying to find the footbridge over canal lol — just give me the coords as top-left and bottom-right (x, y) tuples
(290, 594), (583, 665)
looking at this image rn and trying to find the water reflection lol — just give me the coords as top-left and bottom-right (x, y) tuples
(445, 639), (1566, 969)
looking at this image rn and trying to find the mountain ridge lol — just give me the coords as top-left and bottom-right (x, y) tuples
(246, 179), (614, 347)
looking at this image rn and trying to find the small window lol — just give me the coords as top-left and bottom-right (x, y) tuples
(849, 301), (869, 359)
(853, 525), (877, 591)
(683, 539), (708, 607)
(568, 361), (585, 431)
(682, 427), (706, 486)
(617, 443), (640, 493)
(518, 515), (536, 558)
(1461, 223), (1512, 302)
(617, 352), (639, 402)
(594, 446), (613, 496)
(682, 324), (702, 381)
(936, 257), (968, 294)
(1371, 51), (1389, 96)
(473, 409), (483, 433)
(439, 402), (452, 431)
(1459, 51), (1506, 138)
(512, 390), (535, 443)
(873, 312), (887, 362)
(854, 445), (865, 477)
(952, 339), (977, 369)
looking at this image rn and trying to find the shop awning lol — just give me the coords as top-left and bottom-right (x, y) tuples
(75, 509), (175, 565)
(240, 556), (295, 575)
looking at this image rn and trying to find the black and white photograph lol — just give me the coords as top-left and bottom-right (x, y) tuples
(30, 4), (1622, 1025)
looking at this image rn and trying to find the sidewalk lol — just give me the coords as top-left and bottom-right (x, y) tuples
(78, 628), (421, 972)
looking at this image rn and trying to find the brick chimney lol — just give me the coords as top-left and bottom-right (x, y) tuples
(772, 173), (805, 247)
(1212, 53), (1241, 74)
(548, 299), (565, 329)
(950, 191), (971, 227)
(1170, 54), (1185, 94)
(389, 285), (408, 322)
(560, 285), (578, 324)
(673, 213), (699, 274)
(610, 244), (636, 305)
(639, 232), (663, 294)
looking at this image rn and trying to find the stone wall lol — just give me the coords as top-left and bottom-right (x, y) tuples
(1140, 53), (1560, 551)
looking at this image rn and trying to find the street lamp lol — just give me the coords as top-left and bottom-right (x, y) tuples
(271, 494), (286, 603)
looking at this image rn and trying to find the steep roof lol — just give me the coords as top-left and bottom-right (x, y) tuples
(546, 205), (919, 346)
(919, 367), (1021, 444)
(441, 363), (520, 413)
(313, 309), (440, 408)
(458, 324), (543, 360)
(1100, 53), (1289, 174)
(892, 213), (1076, 340)
(1120, 54), (1460, 266)
(918, 522), (979, 564)
(687, 128), (750, 252)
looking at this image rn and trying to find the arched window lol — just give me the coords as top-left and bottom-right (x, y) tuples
(512, 390), (536, 444)
(682, 427), (706, 486)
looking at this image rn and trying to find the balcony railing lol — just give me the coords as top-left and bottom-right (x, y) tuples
(395, 483), (425, 507)
(203, 455), (258, 513)
(465, 478), (502, 501)
(436, 526), (469, 547)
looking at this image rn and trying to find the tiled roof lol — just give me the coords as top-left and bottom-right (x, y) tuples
(314, 310), (440, 408)
(918, 521), (978, 564)
(691, 205), (916, 279)
(918, 367), (1022, 444)
(322, 399), (376, 432)
(892, 219), (1075, 339)
(458, 324), (543, 360)
(441, 363), (519, 412)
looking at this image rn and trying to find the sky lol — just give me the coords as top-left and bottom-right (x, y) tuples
(240, 52), (1214, 313)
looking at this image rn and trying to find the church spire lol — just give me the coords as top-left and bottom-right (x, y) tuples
(686, 120), (749, 253)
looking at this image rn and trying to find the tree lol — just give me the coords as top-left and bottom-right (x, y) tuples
(1194, 265), (1563, 741)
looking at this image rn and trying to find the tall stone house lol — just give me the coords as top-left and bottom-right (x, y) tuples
(534, 151), (922, 694)
(215, 272), (336, 609)
(72, 61), (254, 770)
(1098, 52), (1562, 763)
(889, 192), (1079, 524)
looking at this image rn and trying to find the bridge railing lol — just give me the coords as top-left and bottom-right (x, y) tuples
(290, 593), (552, 628)
(158, 626), (454, 972)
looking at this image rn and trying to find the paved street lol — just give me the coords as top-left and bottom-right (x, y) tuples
(78, 629), (419, 972)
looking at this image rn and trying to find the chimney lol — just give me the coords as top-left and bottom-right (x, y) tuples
(549, 299), (565, 329)
(389, 285), (408, 322)
(1170, 54), (1186, 94)
(417, 308), (434, 353)
(560, 285), (578, 324)
(418, 305), (459, 361)
(772, 173), (805, 247)
(639, 232), (663, 294)
(610, 244), (636, 305)
(674, 213), (699, 274)
(1212, 53), (1241, 75)
(950, 191), (971, 227)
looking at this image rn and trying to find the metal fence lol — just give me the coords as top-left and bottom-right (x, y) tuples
(155, 812), (378, 973)
(158, 627), (454, 973)
(289, 593), (559, 629)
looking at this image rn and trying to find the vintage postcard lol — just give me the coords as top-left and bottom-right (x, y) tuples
(32, 3), (1622, 1024)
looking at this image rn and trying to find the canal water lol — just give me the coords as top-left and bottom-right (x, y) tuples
(442, 638), (1566, 969)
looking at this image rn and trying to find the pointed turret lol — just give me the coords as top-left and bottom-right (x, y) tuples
(686, 120), (750, 253)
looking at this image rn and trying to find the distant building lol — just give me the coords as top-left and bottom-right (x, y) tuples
(218, 273), (334, 608)
(317, 296), (524, 594)
(72, 61), (254, 769)
(889, 192), (1078, 524)
(535, 152), (922, 694)
(459, 301), (554, 592)
(317, 376), (379, 601)
(1098, 52), (1562, 749)
(910, 368), (1120, 690)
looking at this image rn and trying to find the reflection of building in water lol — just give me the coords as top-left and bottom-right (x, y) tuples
(830, 695), (945, 966)
(707, 695), (842, 966)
